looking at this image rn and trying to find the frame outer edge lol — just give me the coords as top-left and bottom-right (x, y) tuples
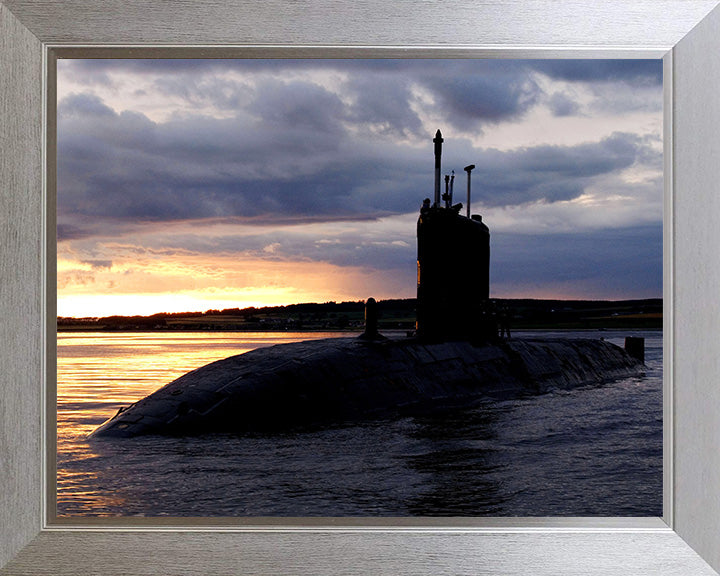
(3, 530), (720, 576)
(0, 2), (44, 570)
(2, 0), (720, 574)
(2, 0), (720, 46)
(672, 4), (720, 571)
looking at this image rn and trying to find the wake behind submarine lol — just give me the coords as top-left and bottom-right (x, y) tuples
(90, 130), (645, 438)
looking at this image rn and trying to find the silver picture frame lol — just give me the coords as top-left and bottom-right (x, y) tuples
(2, 1), (720, 574)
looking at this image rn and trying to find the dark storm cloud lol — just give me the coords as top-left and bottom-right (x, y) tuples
(531, 60), (662, 85)
(57, 88), (426, 235)
(343, 74), (424, 138)
(60, 91), (116, 118)
(95, 221), (418, 275)
(425, 73), (541, 131)
(449, 132), (650, 207)
(322, 59), (545, 133)
(252, 234), (414, 271)
(247, 78), (346, 132)
(153, 74), (253, 111)
(57, 87), (657, 240)
(58, 60), (115, 86)
(222, 233), (413, 272)
(58, 58), (444, 79)
(548, 92), (580, 117)
(80, 259), (113, 270)
(138, 59), (540, 134)
(59, 58), (661, 136)
(61, 58), (662, 85)
(57, 222), (94, 241)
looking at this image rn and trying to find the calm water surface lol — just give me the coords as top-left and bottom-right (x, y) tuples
(57, 329), (662, 517)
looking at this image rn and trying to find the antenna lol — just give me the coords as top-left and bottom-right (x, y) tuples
(433, 130), (443, 207)
(464, 164), (475, 218)
(449, 170), (455, 208)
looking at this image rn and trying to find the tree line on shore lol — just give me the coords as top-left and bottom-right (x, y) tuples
(57, 298), (662, 332)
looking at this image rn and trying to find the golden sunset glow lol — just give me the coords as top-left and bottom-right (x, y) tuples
(57, 250), (415, 317)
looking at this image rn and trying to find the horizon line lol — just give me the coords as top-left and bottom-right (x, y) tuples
(56, 296), (663, 321)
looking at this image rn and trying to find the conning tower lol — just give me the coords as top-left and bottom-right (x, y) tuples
(416, 130), (492, 342)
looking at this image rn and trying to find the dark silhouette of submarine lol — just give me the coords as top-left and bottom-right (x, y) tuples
(90, 130), (645, 439)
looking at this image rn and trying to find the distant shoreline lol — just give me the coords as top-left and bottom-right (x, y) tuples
(57, 297), (662, 332)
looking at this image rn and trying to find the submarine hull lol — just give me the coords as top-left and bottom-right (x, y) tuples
(90, 336), (644, 438)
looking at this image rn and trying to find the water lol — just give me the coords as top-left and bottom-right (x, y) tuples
(56, 329), (662, 517)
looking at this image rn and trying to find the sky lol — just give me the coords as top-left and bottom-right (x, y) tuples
(56, 59), (663, 318)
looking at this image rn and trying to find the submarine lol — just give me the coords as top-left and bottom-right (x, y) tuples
(90, 130), (645, 438)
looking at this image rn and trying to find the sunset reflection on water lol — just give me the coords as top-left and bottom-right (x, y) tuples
(56, 330), (661, 517)
(56, 331), (349, 515)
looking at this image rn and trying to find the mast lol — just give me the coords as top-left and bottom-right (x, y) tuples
(433, 129), (443, 207)
(464, 164), (475, 218)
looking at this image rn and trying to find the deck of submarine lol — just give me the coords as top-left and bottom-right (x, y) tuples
(89, 335), (644, 438)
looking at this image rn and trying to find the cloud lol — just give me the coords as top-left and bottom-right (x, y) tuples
(57, 270), (96, 289)
(531, 60), (662, 85)
(58, 81), (658, 241)
(248, 78), (347, 133)
(57, 213), (662, 304)
(342, 74), (424, 138)
(426, 72), (541, 131)
(60, 59), (663, 133)
(60, 58), (663, 95)
(455, 132), (657, 207)
(262, 242), (281, 254)
(548, 92), (580, 117)
(80, 259), (113, 270)
(57, 92), (425, 230)
(56, 59), (663, 303)
(59, 92), (116, 118)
